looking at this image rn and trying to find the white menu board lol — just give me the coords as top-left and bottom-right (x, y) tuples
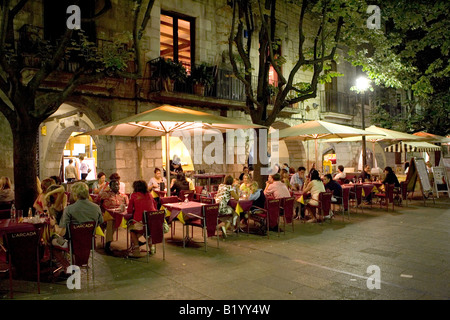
(415, 158), (433, 194)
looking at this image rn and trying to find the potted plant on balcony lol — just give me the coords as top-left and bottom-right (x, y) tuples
(191, 62), (215, 96)
(154, 58), (187, 92)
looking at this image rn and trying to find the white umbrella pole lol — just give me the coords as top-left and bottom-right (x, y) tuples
(315, 139), (318, 172)
(165, 132), (171, 197)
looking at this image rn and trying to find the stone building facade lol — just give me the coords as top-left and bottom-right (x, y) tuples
(0, 0), (395, 192)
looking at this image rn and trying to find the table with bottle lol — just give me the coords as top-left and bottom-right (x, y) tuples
(0, 207), (48, 238)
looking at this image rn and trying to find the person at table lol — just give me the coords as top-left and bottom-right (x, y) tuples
(108, 172), (126, 195)
(215, 175), (240, 237)
(280, 169), (292, 190)
(238, 166), (251, 182)
(290, 167), (307, 219)
(240, 174), (258, 199)
(33, 178), (56, 214)
(97, 180), (129, 255)
(323, 174), (342, 206)
(290, 166), (306, 191)
(45, 184), (67, 224)
(169, 155), (183, 176)
(359, 165), (371, 182)
(184, 171), (196, 191)
(127, 180), (157, 258)
(382, 166), (400, 189)
(92, 172), (108, 194)
(170, 172), (190, 197)
(264, 173), (291, 199)
(303, 170), (326, 223)
(52, 182), (103, 277)
(333, 165), (346, 181)
(0, 176), (14, 205)
(148, 167), (167, 208)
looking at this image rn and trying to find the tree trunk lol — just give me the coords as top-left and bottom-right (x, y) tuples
(251, 127), (269, 189)
(12, 122), (39, 211)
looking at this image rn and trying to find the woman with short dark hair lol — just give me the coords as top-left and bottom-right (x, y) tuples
(127, 180), (157, 257)
(92, 172), (108, 194)
(170, 172), (190, 196)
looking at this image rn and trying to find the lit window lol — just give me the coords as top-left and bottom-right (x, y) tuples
(160, 12), (194, 72)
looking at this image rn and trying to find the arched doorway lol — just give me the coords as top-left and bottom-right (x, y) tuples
(39, 102), (107, 182)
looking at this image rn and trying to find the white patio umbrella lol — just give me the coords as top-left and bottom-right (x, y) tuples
(276, 120), (382, 171)
(79, 105), (265, 196)
(326, 125), (428, 166)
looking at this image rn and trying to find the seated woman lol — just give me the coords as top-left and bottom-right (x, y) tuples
(239, 174), (258, 199)
(98, 180), (129, 255)
(382, 166), (400, 188)
(45, 184), (67, 224)
(215, 175), (239, 237)
(92, 172), (108, 194)
(0, 176), (14, 208)
(280, 168), (292, 190)
(148, 167), (167, 208)
(303, 170), (326, 223)
(33, 178), (56, 214)
(170, 172), (190, 197)
(127, 180), (157, 258)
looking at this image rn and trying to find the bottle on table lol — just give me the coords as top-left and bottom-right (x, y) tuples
(11, 204), (16, 221)
(28, 207), (33, 219)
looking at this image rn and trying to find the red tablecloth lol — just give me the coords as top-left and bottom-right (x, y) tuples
(162, 201), (205, 223)
(0, 218), (45, 237)
(229, 199), (253, 212)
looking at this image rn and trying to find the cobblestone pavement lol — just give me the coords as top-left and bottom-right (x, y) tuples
(1, 196), (449, 301)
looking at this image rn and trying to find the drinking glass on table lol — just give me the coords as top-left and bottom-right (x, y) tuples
(17, 210), (23, 222)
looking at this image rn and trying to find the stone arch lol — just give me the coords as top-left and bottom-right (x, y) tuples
(41, 118), (108, 179)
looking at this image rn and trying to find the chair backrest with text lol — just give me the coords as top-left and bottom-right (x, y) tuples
(143, 210), (165, 245)
(160, 196), (179, 206)
(319, 192), (333, 217)
(203, 204), (219, 238)
(5, 226), (43, 298)
(355, 184), (363, 205)
(179, 189), (194, 202)
(281, 197), (295, 224)
(265, 198), (280, 228)
(200, 196), (214, 204)
(68, 221), (97, 267)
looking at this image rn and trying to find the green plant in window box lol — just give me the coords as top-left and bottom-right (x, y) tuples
(154, 58), (187, 91)
(191, 62), (215, 95)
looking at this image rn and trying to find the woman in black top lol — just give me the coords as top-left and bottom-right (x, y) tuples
(170, 172), (190, 196)
(382, 166), (400, 188)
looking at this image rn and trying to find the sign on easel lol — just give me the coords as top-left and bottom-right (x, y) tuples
(406, 158), (435, 205)
(432, 167), (450, 198)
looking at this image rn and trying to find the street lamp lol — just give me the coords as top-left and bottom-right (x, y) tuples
(356, 76), (370, 169)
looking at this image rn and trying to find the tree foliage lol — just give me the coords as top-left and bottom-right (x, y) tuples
(348, 0), (450, 135)
(0, 0), (154, 209)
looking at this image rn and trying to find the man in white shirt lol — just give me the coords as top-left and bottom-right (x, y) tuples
(333, 165), (346, 181)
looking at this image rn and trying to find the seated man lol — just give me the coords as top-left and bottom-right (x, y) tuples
(98, 180), (129, 255)
(264, 173), (290, 231)
(52, 182), (103, 278)
(333, 165), (346, 181)
(359, 165), (372, 182)
(290, 166), (306, 219)
(264, 173), (291, 199)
